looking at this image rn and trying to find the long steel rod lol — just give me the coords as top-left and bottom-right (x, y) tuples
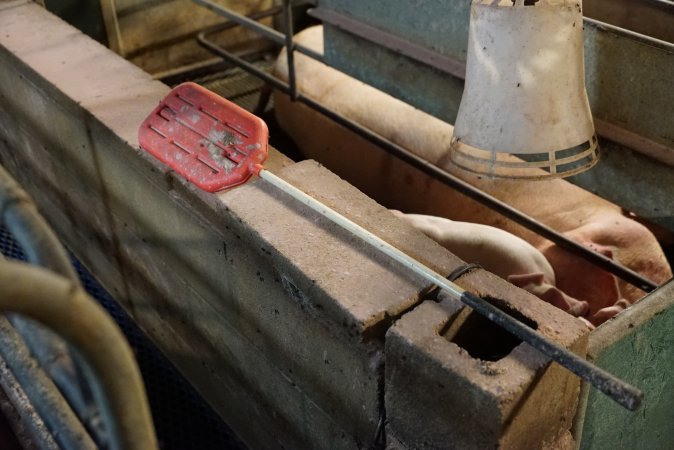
(195, 32), (659, 293)
(282, 0), (298, 100)
(258, 169), (642, 411)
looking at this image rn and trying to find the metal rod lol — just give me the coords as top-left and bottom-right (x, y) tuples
(192, 0), (324, 62)
(0, 352), (61, 450)
(194, 33), (659, 293)
(282, 0), (298, 100)
(258, 169), (642, 411)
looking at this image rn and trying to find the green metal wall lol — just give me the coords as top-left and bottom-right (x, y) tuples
(580, 282), (674, 449)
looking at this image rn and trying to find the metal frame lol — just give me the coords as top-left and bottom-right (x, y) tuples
(192, 0), (658, 294)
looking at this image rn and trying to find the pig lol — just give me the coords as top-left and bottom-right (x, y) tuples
(273, 26), (672, 319)
(390, 211), (557, 284)
(392, 211), (598, 325)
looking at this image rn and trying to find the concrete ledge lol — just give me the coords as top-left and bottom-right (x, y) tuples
(386, 272), (588, 449)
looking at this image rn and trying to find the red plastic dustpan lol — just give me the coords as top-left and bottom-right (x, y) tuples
(138, 82), (268, 192)
(137, 83), (641, 411)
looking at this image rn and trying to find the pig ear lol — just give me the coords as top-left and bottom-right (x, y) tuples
(507, 272), (546, 287)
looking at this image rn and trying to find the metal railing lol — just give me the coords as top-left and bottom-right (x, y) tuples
(192, 0), (658, 294)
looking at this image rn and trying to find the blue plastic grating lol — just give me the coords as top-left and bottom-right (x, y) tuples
(0, 225), (246, 450)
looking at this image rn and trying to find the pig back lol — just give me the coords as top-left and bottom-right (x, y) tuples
(273, 25), (672, 303)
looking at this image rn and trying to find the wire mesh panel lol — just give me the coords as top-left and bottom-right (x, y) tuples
(0, 225), (246, 450)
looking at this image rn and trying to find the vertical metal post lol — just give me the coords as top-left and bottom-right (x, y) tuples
(282, 0), (298, 101)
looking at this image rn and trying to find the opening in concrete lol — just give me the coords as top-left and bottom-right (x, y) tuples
(442, 297), (538, 361)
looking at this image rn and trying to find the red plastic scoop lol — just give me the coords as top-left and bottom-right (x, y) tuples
(137, 83), (641, 412)
(138, 82), (268, 192)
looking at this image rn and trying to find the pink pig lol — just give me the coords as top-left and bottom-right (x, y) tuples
(274, 26), (672, 326)
(392, 212), (603, 326)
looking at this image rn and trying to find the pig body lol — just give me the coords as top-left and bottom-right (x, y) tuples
(273, 26), (672, 315)
(394, 211), (592, 322)
(392, 211), (556, 284)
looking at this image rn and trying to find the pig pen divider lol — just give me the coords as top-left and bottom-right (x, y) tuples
(138, 82), (642, 411)
(192, 0), (659, 295)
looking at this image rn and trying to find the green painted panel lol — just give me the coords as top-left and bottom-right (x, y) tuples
(581, 288), (674, 449)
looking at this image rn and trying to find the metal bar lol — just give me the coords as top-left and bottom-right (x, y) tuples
(192, 0), (324, 62)
(195, 32), (658, 293)
(282, 0), (298, 100)
(0, 353), (60, 450)
(100, 0), (125, 56)
(259, 169), (642, 411)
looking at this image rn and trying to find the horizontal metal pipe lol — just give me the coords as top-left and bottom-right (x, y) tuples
(195, 33), (658, 293)
(0, 260), (158, 450)
(193, 0), (324, 62)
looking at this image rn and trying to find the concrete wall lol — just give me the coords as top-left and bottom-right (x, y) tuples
(0, 2), (589, 448)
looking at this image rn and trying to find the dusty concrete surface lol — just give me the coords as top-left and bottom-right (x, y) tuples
(386, 271), (587, 449)
(0, 3), (592, 449)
